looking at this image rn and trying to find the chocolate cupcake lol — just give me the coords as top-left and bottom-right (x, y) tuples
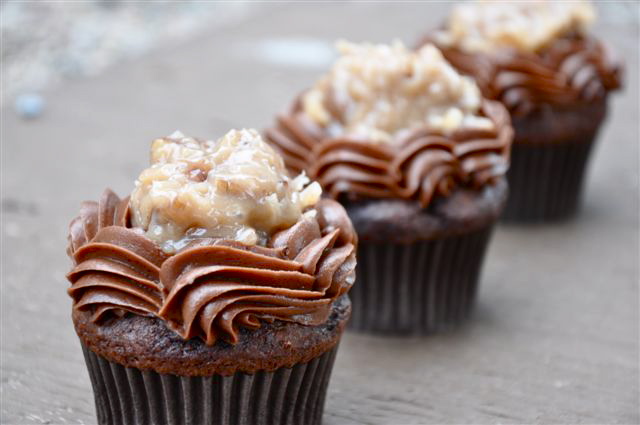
(427, 0), (623, 222)
(66, 129), (357, 424)
(266, 41), (512, 334)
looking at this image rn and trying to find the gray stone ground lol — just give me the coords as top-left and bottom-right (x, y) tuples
(1, 1), (259, 105)
(1, 2), (639, 424)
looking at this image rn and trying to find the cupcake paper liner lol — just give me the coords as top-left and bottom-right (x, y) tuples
(348, 225), (493, 334)
(501, 138), (596, 222)
(81, 344), (338, 425)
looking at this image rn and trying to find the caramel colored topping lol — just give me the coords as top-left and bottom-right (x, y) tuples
(130, 129), (321, 252)
(436, 0), (595, 53)
(302, 41), (494, 143)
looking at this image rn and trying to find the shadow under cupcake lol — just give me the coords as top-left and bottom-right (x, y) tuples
(66, 129), (357, 425)
(266, 41), (513, 334)
(425, 0), (623, 222)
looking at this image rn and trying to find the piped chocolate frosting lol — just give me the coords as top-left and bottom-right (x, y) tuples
(266, 98), (512, 207)
(429, 33), (622, 117)
(67, 189), (357, 346)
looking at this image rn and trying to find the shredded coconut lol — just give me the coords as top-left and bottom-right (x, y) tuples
(302, 40), (493, 143)
(130, 129), (322, 252)
(435, 0), (595, 53)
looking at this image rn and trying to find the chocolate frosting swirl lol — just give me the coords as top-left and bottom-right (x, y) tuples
(265, 99), (512, 207)
(429, 34), (622, 117)
(67, 190), (357, 345)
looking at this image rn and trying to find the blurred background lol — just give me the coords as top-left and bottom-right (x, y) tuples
(4, 2), (637, 114)
(1, 2), (638, 424)
(2, 2), (260, 108)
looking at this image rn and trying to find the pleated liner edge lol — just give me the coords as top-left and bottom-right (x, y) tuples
(348, 225), (494, 334)
(501, 138), (596, 222)
(81, 343), (339, 425)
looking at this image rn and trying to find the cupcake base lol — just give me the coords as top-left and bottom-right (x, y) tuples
(348, 225), (493, 334)
(343, 183), (506, 334)
(501, 139), (595, 222)
(73, 297), (350, 424)
(82, 344), (338, 425)
(501, 99), (607, 222)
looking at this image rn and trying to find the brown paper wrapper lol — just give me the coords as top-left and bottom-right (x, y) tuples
(348, 225), (493, 334)
(501, 139), (596, 222)
(81, 343), (338, 425)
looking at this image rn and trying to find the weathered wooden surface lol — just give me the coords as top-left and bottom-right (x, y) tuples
(1, 3), (638, 424)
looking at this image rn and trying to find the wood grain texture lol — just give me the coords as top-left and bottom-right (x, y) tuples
(1, 3), (638, 424)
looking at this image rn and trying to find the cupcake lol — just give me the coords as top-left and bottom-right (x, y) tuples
(427, 0), (623, 222)
(266, 41), (512, 334)
(66, 129), (357, 424)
